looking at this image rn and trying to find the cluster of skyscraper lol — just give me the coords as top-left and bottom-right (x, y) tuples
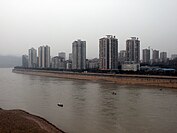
(22, 45), (50, 68)
(22, 40), (87, 70)
(142, 49), (168, 64)
(22, 35), (174, 71)
(99, 36), (141, 71)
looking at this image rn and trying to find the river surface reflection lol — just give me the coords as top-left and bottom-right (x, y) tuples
(0, 68), (177, 133)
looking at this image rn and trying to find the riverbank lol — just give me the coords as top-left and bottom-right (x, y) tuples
(0, 108), (65, 133)
(13, 68), (177, 89)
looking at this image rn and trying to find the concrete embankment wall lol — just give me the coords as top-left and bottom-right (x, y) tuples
(12, 69), (177, 89)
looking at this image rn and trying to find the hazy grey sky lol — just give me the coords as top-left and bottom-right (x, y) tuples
(0, 0), (177, 59)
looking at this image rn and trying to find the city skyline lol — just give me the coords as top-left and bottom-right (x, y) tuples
(22, 37), (175, 62)
(21, 35), (176, 71)
(0, 0), (177, 58)
(0, 35), (175, 59)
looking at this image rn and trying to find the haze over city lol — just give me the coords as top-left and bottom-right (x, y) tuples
(0, 0), (177, 58)
(1, 1), (177, 133)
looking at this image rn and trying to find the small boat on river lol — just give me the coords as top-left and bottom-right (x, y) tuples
(57, 103), (63, 107)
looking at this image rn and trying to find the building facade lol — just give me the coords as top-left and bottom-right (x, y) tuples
(142, 49), (150, 64)
(66, 60), (72, 70)
(22, 55), (28, 68)
(28, 48), (37, 68)
(72, 39), (86, 70)
(86, 58), (99, 69)
(51, 56), (66, 69)
(152, 50), (159, 63)
(99, 35), (118, 70)
(58, 52), (66, 60)
(38, 45), (50, 68)
(126, 37), (140, 63)
(121, 63), (140, 71)
(69, 53), (72, 61)
(160, 52), (167, 63)
(171, 54), (177, 60)
(118, 50), (126, 64)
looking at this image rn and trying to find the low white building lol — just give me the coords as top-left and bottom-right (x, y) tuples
(121, 63), (140, 71)
(66, 61), (72, 70)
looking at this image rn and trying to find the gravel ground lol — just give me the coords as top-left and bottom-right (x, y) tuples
(0, 108), (65, 133)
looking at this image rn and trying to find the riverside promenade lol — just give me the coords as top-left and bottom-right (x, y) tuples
(13, 68), (177, 89)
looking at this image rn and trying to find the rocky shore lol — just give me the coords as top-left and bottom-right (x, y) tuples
(0, 108), (65, 133)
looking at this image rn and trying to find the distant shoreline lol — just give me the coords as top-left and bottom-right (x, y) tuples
(0, 108), (65, 133)
(12, 68), (177, 89)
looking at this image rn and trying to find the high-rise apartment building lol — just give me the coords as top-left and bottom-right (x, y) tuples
(152, 50), (159, 63)
(160, 52), (167, 63)
(171, 54), (177, 60)
(118, 50), (126, 64)
(69, 53), (72, 61)
(72, 39), (86, 69)
(28, 48), (37, 68)
(142, 49), (150, 64)
(58, 52), (66, 60)
(126, 37), (140, 63)
(99, 35), (118, 70)
(38, 45), (50, 68)
(22, 55), (28, 68)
